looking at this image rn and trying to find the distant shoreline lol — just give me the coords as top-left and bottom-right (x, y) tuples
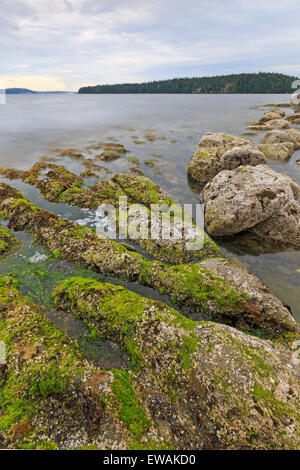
(1, 88), (73, 94)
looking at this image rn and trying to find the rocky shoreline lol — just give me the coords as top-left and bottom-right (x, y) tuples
(0, 106), (299, 450)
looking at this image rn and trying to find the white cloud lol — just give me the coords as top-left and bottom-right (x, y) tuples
(0, 0), (299, 91)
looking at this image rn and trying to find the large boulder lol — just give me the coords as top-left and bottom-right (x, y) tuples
(187, 132), (266, 185)
(248, 199), (300, 250)
(201, 164), (298, 236)
(291, 92), (300, 113)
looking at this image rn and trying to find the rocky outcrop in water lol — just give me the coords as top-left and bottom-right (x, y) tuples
(187, 132), (266, 184)
(52, 276), (300, 450)
(0, 182), (296, 338)
(201, 164), (300, 250)
(259, 109), (286, 122)
(4, 164), (220, 265)
(246, 109), (291, 132)
(261, 129), (300, 149)
(201, 165), (299, 235)
(1, 274), (298, 450)
(259, 143), (295, 161)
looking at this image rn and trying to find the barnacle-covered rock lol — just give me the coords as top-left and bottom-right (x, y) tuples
(53, 277), (300, 450)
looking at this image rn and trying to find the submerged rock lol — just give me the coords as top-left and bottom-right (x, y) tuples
(247, 123), (273, 131)
(187, 132), (266, 185)
(201, 164), (298, 236)
(53, 277), (300, 450)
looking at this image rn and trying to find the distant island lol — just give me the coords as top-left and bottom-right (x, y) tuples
(78, 72), (298, 94)
(2, 88), (71, 94)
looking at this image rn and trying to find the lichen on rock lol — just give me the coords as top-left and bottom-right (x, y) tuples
(201, 164), (300, 250)
(187, 132), (266, 185)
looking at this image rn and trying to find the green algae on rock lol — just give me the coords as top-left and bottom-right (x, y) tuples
(138, 258), (297, 338)
(0, 275), (163, 450)
(12, 165), (221, 265)
(53, 277), (300, 450)
(0, 225), (18, 256)
(0, 182), (296, 338)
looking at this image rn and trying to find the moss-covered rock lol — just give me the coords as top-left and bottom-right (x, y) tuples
(0, 275), (164, 450)
(53, 277), (300, 450)
(261, 129), (300, 149)
(138, 258), (297, 338)
(0, 225), (18, 256)
(0, 183), (296, 338)
(13, 166), (221, 264)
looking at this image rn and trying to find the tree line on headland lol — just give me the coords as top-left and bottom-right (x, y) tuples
(78, 72), (298, 94)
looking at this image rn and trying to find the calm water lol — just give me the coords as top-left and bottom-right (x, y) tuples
(0, 93), (299, 322)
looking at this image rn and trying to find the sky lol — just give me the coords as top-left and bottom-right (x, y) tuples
(1, 0), (300, 91)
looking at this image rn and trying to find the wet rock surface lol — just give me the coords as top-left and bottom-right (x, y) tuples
(0, 276), (156, 450)
(1, 110), (300, 451)
(0, 182), (295, 337)
(52, 277), (300, 450)
(261, 129), (300, 149)
(6, 165), (220, 265)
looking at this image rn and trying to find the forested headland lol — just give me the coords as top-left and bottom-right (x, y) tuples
(78, 72), (298, 94)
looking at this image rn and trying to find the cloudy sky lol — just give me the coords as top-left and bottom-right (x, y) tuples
(1, 0), (300, 91)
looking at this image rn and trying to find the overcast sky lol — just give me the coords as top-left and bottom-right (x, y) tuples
(1, 0), (300, 91)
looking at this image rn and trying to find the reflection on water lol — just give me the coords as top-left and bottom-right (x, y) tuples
(0, 93), (299, 321)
